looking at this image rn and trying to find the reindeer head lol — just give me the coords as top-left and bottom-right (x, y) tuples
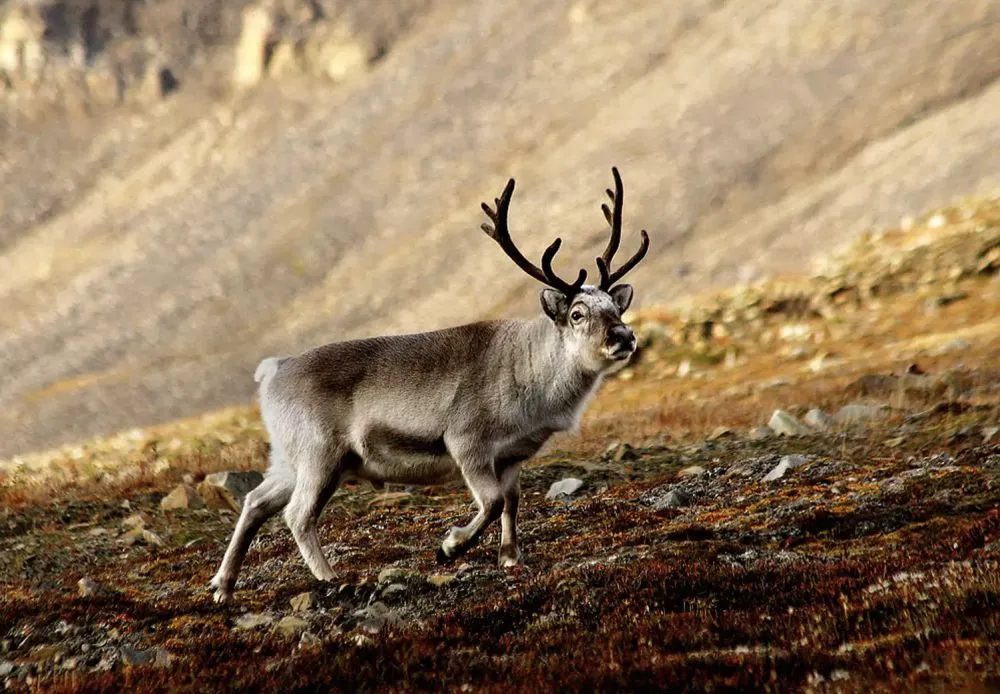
(481, 167), (649, 372)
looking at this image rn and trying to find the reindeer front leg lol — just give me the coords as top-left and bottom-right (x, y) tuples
(498, 463), (522, 567)
(438, 442), (504, 563)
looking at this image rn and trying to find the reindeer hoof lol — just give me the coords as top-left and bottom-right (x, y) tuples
(213, 588), (232, 604)
(498, 547), (522, 568)
(436, 547), (455, 565)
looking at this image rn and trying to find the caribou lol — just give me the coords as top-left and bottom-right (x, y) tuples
(210, 167), (649, 602)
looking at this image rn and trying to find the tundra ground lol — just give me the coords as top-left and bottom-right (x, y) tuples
(2, 203), (1000, 692)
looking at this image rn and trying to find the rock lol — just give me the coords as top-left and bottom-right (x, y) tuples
(233, 4), (274, 89)
(378, 567), (415, 584)
(137, 61), (178, 103)
(197, 471), (264, 512)
(274, 616), (308, 637)
(353, 601), (400, 634)
(763, 455), (811, 482)
(427, 574), (456, 587)
(803, 408), (832, 430)
(605, 442), (638, 462)
(982, 426), (999, 444)
(267, 40), (302, 78)
(652, 489), (691, 510)
(748, 426), (774, 441)
(707, 427), (732, 441)
(310, 23), (377, 83)
(768, 410), (811, 437)
(381, 583), (407, 597)
(678, 465), (706, 478)
(298, 631), (321, 649)
(77, 578), (100, 598)
(234, 612), (274, 631)
(0, 661), (14, 677)
(546, 478), (584, 500)
(120, 646), (171, 668)
(833, 404), (889, 426)
(121, 528), (163, 547)
(160, 484), (204, 511)
(289, 591), (317, 612)
(122, 512), (152, 529)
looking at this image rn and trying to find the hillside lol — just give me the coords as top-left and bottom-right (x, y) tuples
(1, 198), (999, 691)
(2, 0), (1000, 457)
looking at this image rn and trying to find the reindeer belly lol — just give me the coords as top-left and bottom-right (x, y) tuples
(497, 428), (556, 464)
(352, 425), (462, 485)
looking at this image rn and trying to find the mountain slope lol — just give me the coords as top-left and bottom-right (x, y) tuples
(1, 0), (1000, 457)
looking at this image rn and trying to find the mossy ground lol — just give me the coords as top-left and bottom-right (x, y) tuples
(2, 206), (1000, 692)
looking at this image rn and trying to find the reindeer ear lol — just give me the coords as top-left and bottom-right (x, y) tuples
(540, 289), (569, 322)
(609, 284), (633, 314)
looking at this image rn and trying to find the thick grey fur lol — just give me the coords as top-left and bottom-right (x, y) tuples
(210, 173), (645, 603)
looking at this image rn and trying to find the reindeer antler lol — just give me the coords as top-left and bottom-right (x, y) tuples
(481, 178), (587, 296)
(595, 167), (649, 290)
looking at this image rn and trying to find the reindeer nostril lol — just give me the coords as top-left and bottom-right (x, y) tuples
(607, 326), (634, 349)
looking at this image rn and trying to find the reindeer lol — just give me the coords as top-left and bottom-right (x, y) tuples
(209, 168), (649, 603)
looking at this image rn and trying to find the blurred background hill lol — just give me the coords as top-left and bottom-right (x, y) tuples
(1, 0), (999, 458)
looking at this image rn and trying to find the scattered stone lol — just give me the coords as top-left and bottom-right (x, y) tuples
(289, 591), (317, 612)
(830, 669), (850, 682)
(197, 471), (264, 512)
(763, 455), (811, 482)
(307, 22), (378, 83)
(605, 442), (638, 462)
(233, 4), (274, 89)
(160, 484), (204, 511)
(678, 465), (706, 478)
(0, 661), (14, 677)
(546, 478), (584, 500)
(77, 578), (101, 598)
(122, 512), (152, 529)
(833, 404), (889, 426)
(121, 528), (164, 547)
(768, 410), (811, 437)
(234, 613), (274, 631)
(983, 426), (1000, 444)
(378, 567), (415, 584)
(353, 602), (400, 634)
(382, 583), (407, 597)
(707, 427), (732, 441)
(274, 616), (309, 637)
(120, 646), (171, 668)
(653, 489), (691, 510)
(748, 426), (774, 441)
(298, 632), (321, 649)
(803, 408), (832, 430)
(427, 574), (456, 587)
(677, 359), (692, 377)
(808, 352), (829, 373)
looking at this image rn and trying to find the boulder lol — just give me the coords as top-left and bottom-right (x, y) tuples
(197, 471), (264, 512)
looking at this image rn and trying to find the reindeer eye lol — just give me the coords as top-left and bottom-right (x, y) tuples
(570, 310), (584, 322)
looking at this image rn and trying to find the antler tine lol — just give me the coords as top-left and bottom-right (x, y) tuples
(596, 168), (649, 289)
(481, 178), (587, 296)
(599, 229), (649, 288)
(542, 239), (587, 294)
(599, 167), (624, 269)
